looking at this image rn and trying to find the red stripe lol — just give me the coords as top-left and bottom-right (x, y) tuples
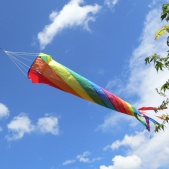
(112, 94), (128, 115)
(28, 69), (65, 91)
(138, 107), (167, 110)
(101, 88), (121, 112)
(31, 57), (82, 98)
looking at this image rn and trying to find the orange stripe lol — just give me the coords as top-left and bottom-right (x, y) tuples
(119, 99), (133, 116)
(112, 94), (128, 115)
(31, 57), (82, 98)
(141, 111), (166, 120)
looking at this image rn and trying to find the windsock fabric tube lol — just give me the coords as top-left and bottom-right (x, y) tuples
(28, 53), (160, 131)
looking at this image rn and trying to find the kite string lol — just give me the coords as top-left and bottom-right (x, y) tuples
(1, 48), (38, 77)
(6, 51), (39, 56)
(5, 52), (35, 77)
(6, 52), (27, 77)
(6, 52), (31, 68)
(6, 51), (33, 62)
(8, 54), (29, 72)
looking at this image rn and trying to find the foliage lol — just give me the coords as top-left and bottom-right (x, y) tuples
(155, 25), (169, 40)
(161, 3), (169, 21)
(145, 3), (169, 132)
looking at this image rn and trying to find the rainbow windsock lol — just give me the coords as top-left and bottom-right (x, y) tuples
(28, 53), (160, 131)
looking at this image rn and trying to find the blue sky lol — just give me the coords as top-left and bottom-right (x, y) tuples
(0, 0), (169, 169)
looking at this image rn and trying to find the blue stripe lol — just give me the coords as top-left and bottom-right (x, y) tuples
(136, 110), (160, 125)
(87, 80), (116, 111)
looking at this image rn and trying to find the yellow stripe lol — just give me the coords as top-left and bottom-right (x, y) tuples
(48, 58), (95, 103)
(39, 53), (47, 56)
(137, 116), (143, 120)
(118, 98), (133, 116)
(119, 98), (134, 116)
(39, 53), (51, 58)
(153, 122), (158, 127)
(125, 102), (134, 116)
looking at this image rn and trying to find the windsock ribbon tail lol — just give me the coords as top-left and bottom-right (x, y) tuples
(134, 110), (150, 131)
(135, 109), (161, 131)
(138, 107), (167, 128)
(138, 107), (167, 110)
(140, 111), (160, 131)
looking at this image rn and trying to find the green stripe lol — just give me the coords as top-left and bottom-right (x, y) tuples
(40, 54), (52, 63)
(132, 106), (138, 116)
(132, 106), (148, 130)
(62, 65), (107, 108)
(40, 56), (48, 63)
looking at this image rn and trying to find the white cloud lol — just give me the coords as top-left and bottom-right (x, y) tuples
(77, 151), (91, 163)
(37, 116), (59, 135)
(0, 103), (9, 118)
(99, 7), (169, 133)
(148, 0), (168, 8)
(96, 112), (138, 133)
(101, 5), (169, 169)
(6, 113), (59, 141)
(132, 127), (169, 168)
(0, 126), (3, 132)
(97, 113), (122, 132)
(63, 151), (102, 165)
(126, 9), (168, 105)
(105, 79), (123, 94)
(102, 127), (169, 169)
(6, 113), (35, 141)
(123, 7), (169, 122)
(37, 0), (101, 49)
(92, 157), (102, 162)
(62, 159), (76, 165)
(104, 131), (146, 151)
(100, 155), (141, 169)
(104, 0), (119, 9)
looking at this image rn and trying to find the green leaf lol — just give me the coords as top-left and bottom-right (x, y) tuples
(155, 61), (164, 71)
(145, 57), (150, 64)
(161, 13), (167, 20)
